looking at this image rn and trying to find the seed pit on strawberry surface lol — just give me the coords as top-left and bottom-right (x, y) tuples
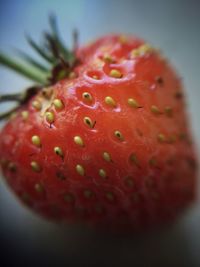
(155, 76), (164, 85)
(150, 105), (161, 115)
(41, 87), (53, 99)
(63, 193), (75, 203)
(109, 69), (123, 78)
(68, 71), (77, 79)
(129, 153), (140, 167)
(53, 99), (64, 110)
(124, 177), (135, 188)
(74, 136), (84, 147)
(31, 135), (41, 147)
(127, 98), (141, 109)
(136, 128), (143, 137)
(83, 189), (95, 199)
(157, 133), (166, 143)
(114, 130), (124, 141)
(99, 168), (107, 178)
(8, 162), (17, 172)
(149, 157), (157, 167)
(56, 171), (66, 180)
(76, 164), (85, 176)
(104, 96), (117, 108)
(45, 111), (55, 124)
(103, 63), (126, 79)
(21, 111), (29, 121)
(101, 53), (114, 63)
(105, 192), (115, 203)
(34, 183), (44, 193)
(83, 116), (95, 129)
(87, 70), (102, 80)
(102, 152), (112, 162)
(32, 100), (42, 111)
(54, 146), (64, 158)
(31, 161), (42, 172)
(174, 91), (183, 100)
(82, 92), (93, 104)
(164, 106), (173, 117)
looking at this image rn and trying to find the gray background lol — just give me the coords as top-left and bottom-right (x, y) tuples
(0, 0), (200, 266)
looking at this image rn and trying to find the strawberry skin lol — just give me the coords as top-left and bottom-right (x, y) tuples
(0, 35), (197, 231)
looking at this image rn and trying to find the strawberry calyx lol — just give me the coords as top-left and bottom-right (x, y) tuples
(0, 15), (80, 120)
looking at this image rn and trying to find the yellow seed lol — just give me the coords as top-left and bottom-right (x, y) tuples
(114, 130), (124, 141)
(157, 133), (166, 143)
(54, 147), (64, 157)
(99, 169), (107, 178)
(45, 111), (54, 123)
(130, 43), (153, 58)
(165, 106), (173, 117)
(82, 92), (93, 102)
(139, 43), (153, 54)
(84, 190), (94, 199)
(168, 135), (177, 143)
(119, 35), (127, 44)
(130, 153), (139, 166)
(69, 71), (77, 79)
(74, 136), (84, 147)
(127, 98), (140, 108)
(106, 192), (114, 201)
(8, 162), (16, 172)
(92, 75), (99, 80)
(124, 177), (134, 187)
(102, 152), (111, 162)
(31, 135), (41, 147)
(109, 69), (122, 78)
(149, 157), (157, 166)
(34, 183), (44, 193)
(32, 100), (42, 111)
(83, 116), (94, 128)
(130, 48), (141, 58)
(64, 193), (74, 203)
(42, 88), (53, 99)
(105, 96), (116, 107)
(103, 54), (113, 63)
(31, 161), (41, 172)
(151, 105), (160, 114)
(53, 99), (64, 110)
(21, 111), (29, 120)
(76, 164), (85, 176)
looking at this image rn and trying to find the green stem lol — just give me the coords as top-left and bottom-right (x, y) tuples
(0, 53), (48, 84)
(0, 93), (22, 103)
(26, 35), (54, 63)
(16, 49), (49, 72)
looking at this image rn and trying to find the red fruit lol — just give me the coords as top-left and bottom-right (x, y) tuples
(0, 21), (197, 232)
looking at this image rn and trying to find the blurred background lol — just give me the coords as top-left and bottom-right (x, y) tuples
(0, 0), (200, 266)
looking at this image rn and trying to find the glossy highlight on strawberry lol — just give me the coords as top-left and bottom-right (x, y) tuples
(0, 19), (198, 232)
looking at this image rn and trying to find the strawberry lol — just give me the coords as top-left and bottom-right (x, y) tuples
(0, 17), (197, 232)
